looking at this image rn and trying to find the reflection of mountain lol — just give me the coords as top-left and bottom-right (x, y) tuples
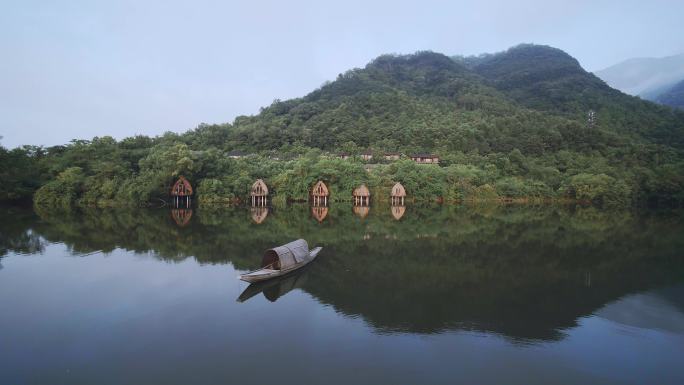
(6, 205), (684, 342)
(299, 245), (684, 341)
(595, 285), (684, 334)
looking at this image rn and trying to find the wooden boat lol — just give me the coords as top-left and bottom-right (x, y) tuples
(238, 239), (322, 283)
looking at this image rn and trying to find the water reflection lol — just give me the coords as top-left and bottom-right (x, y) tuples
(311, 205), (328, 222)
(391, 205), (405, 220)
(352, 205), (369, 218)
(171, 208), (193, 227)
(237, 266), (310, 303)
(250, 206), (269, 224)
(2, 204), (684, 343)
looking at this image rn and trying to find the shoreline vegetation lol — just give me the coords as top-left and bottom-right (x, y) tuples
(27, 151), (666, 209)
(2, 45), (684, 209)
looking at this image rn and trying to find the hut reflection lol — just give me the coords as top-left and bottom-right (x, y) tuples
(311, 206), (329, 223)
(171, 209), (193, 227)
(353, 205), (370, 219)
(391, 205), (405, 220)
(250, 206), (269, 224)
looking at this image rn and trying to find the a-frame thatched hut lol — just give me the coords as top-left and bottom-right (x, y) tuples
(391, 182), (406, 205)
(171, 176), (193, 207)
(311, 181), (329, 206)
(353, 184), (370, 206)
(251, 179), (269, 206)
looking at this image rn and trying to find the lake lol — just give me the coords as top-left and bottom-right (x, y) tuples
(1, 204), (683, 384)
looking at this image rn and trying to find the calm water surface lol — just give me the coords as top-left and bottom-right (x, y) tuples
(1, 205), (683, 384)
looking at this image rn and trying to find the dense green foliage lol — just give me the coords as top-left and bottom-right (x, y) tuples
(3, 44), (684, 207)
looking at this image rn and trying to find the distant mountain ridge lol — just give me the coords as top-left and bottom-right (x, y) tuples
(594, 54), (684, 105)
(230, 44), (684, 152)
(655, 79), (684, 109)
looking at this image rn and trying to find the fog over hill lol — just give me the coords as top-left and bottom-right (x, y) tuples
(594, 54), (684, 99)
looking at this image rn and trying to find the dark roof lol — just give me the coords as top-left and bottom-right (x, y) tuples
(411, 153), (439, 158)
(362, 149), (373, 154)
(384, 152), (400, 156)
(337, 151), (350, 156)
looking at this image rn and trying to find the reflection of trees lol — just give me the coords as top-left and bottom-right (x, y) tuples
(0, 207), (44, 257)
(12, 204), (684, 342)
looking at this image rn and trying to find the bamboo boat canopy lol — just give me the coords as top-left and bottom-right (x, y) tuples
(261, 239), (310, 270)
(171, 176), (193, 196)
(391, 182), (406, 197)
(251, 179), (268, 196)
(353, 184), (370, 197)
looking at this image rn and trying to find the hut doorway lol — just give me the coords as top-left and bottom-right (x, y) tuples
(311, 181), (329, 206)
(353, 184), (370, 206)
(251, 179), (269, 207)
(171, 176), (193, 208)
(391, 182), (406, 206)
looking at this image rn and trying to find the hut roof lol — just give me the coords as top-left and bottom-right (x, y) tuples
(261, 239), (310, 270)
(411, 153), (439, 158)
(251, 179), (269, 196)
(362, 149), (373, 155)
(171, 176), (193, 196)
(391, 182), (406, 197)
(353, 184), (370, 197)
(311, 181), (329, 196)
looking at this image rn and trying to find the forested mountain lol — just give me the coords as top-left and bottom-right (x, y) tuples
(2, 44), (684, 207)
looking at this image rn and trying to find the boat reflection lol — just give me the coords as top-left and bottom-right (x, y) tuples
(237, 266), (310, 303)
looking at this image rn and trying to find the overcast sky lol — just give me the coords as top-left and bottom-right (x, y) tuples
(1, 0), (683, 148)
